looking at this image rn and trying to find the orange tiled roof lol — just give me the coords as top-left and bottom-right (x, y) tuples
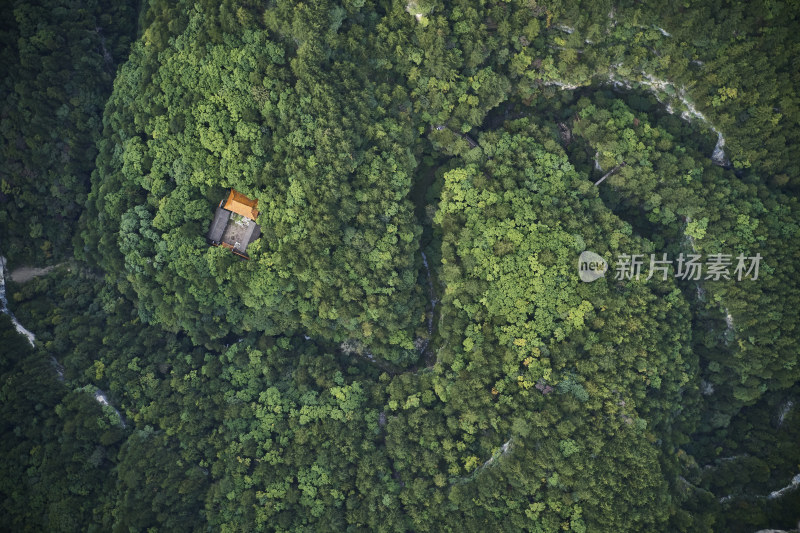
(223, 189), (259, 220)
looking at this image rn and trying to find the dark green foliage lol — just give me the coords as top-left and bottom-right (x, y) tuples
(1, 0), (799, 531)
(568, 95), (800, 421)
(0, 0), (137, 266)
(85, 0), (425, 363)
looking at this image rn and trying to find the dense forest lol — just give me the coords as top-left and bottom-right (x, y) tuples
(1, 0), (799, 531)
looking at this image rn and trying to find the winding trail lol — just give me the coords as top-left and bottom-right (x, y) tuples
(417, 251), (438, 361)
(94, 389), (127, 428)
(767, 473), (800, 500)
(541, 19), (729, 165)
(0, 256), (36, 346)
(777, 400), (794, 428)
(450, 437), (514, 485)
(605, 70), (729, 165)
(2, 256), (126, 429)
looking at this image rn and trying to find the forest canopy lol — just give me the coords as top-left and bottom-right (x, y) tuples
(1, 0), (799, 531)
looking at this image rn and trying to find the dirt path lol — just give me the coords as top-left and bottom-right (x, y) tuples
(9, 263), (62, 283)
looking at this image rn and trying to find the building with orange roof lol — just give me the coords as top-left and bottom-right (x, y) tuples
(207, 189), (261, 259)
(222, 189), (259, 220)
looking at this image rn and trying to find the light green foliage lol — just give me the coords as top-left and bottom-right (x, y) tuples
(2, 0), (799, 532)
(86, 1), (425, 363)
(570, 96), (800, 425)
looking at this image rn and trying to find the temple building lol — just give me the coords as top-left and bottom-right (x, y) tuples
(207, 189), (261, 259)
